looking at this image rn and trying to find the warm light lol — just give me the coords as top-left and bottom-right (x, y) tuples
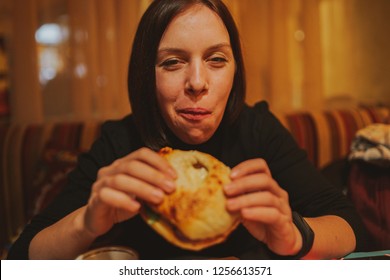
(294, 30), (305, 42)
(35, 23), (67, 45)
(38, 48), (61, 85)
(74, 63), (87, 78)
(35, 23), (68, 85)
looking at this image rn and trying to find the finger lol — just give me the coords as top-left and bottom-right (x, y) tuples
(225, 173), (270, 196)
(131, 147), (177, 179)
(98, 147), (177, 180)
(230, 158), (271, 179)
(99, 187), (141, 213)
(98, 174), (165, 204)
(226, 191), (281, 212)
(225, 173), (286, 199)
(240, 206), (284, 225)
(115, 160), (175, 193)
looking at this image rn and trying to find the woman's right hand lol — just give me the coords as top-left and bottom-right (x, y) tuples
(83, 147), (177, 238)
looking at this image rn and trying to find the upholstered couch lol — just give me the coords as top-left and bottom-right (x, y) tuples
(1, 105), (389, 258)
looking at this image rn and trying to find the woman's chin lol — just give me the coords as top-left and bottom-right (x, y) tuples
(179, 131), (212, 145)
(182, 136), (209, 145)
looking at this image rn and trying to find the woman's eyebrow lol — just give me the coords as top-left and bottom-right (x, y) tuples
(206, 42), (232, 52)
(157, 47), (188, 56)
(157, 43), (232, 55)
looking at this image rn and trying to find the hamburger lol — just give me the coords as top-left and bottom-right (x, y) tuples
(140, 147), (240, 251)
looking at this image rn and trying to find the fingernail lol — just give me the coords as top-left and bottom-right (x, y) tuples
(152, 189), (164, 201)
(224, 183), (232, 194)
(230, 170), (239, 178)
(168, 168), (177, 179)
(163, 179), (175, 192)
(226, 199), (235, 210)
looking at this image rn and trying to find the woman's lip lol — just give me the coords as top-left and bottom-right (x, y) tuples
(177, 108), (212, 121)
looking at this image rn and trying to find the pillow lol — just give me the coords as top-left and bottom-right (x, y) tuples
(29, 148), (79, 218)
(349, 124), (390, 168)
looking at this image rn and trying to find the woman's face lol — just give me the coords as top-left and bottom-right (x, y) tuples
(155, 4), (235, 145)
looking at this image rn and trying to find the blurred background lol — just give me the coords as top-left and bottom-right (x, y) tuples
(0, 0), (389, 124)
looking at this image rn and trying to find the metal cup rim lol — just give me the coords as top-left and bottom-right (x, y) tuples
(76, 246), (139, 260)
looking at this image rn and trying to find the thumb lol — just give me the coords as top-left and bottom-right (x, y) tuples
(241, 219), (266, 243)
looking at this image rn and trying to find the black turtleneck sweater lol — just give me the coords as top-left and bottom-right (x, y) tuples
(7, 101), (367, 259)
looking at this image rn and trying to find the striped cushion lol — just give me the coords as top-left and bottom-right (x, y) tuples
(0, 123), (10, 254)
(279, 106), (390, 168)
(31, 148), (79, 217)
(0, 121), (102, 254)
(2, 125), (26, 243)
(45, 122), (101, 150)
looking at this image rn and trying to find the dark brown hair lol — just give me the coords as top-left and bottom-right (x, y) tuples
(128, 0), (246, 150)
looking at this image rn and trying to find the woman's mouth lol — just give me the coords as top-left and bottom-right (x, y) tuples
(177, 108), (212, 121)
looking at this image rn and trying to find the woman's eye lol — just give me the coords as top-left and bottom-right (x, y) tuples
(211, 57), (227, 62)
(160, 59), (182, 69)
(208, 56), (228, 67)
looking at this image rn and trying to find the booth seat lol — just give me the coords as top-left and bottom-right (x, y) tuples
(1, 105), (389, 258)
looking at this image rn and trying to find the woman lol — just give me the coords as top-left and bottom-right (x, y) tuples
(8, 0), (366, 260)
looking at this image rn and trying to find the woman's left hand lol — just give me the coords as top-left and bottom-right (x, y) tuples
(224, 158), (302, 256)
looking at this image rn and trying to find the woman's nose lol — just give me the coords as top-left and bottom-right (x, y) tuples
(185, 61), (208, 97)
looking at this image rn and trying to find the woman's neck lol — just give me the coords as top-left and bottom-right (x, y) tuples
(166, 125), (224, 159)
